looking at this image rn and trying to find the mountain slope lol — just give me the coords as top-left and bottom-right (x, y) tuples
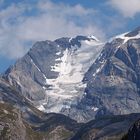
(71, 113), (140, 140)
(0, 78), (82, 140)
(0, 81), (140, 140)
(2, 27), (140, 123)
(1, 100), (140, 140)
(0, 102), (82, 140)
(1, 26), (140, 139)
(77, 27), (140, 121)
(0, 102), (42, 140)
(3, 35), (103, 122)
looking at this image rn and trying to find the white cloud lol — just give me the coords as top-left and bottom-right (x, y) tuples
(0, 0), (105, 59)
(109, 0), (140, 18)
(0, 4), (28, 58)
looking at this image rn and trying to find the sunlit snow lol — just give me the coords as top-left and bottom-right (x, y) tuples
(37, 37), (104, 113)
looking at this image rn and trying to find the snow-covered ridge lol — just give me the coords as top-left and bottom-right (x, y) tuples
(92, 29), (140, 80)
(109, 31), (140, 44)
(68, 35), (101, 46)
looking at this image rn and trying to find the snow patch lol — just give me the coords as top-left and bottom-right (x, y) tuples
(16, 80), (22, 86)
(37, 105), (46, 111)
(37, 37), (104, 113)
(30, 58), (48, 85)
(92, 107), (99, 111)
(31, 58), (41, 72)
(93, 61), (106, 77)
(56, 51), (61, 55)
(51, 48), (72, 76)
(69, 37), (73, 43)
(42, 86), (46, 90)
(84, 92), (87, 95)
(3, 109), (8, 114)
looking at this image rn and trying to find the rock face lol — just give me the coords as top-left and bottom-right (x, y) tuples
(3, 27), (140, 122)
(78, 28), (140, 121)
(3, 35), (103, 122)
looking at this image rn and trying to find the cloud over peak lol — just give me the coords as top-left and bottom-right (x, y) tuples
(0, 0), (138, 60)
(0, 0), (105, 59)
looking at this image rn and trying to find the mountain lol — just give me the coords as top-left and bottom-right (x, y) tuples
(3, 27), (140, 122)
(77, 27), (140, 121)
(3, 35), (103, 122)
(2, 26), (140, 123)
(1, 26), (140, 139)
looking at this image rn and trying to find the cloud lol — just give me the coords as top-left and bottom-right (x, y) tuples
(18, 1), (103, 41)
(0, 0), (106, 59)
(0, 4), (29, 58)
(108, 0), (140, 18)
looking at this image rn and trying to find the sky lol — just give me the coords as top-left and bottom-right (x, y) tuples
(0, 0), (140, 73)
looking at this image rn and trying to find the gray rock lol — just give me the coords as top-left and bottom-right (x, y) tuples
(3, 35), (103, 122)
(79, 33), (140, 121)
(2, 27), (140, 123)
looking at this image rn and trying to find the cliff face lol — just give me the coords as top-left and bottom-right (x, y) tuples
(79, 31), (140, 121)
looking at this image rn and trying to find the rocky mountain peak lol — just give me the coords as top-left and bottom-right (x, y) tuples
(3, 34), (103, 122)
(2, 26), (140, 123)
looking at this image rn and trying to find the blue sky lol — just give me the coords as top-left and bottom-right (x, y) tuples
(0, 0), (140, 73)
